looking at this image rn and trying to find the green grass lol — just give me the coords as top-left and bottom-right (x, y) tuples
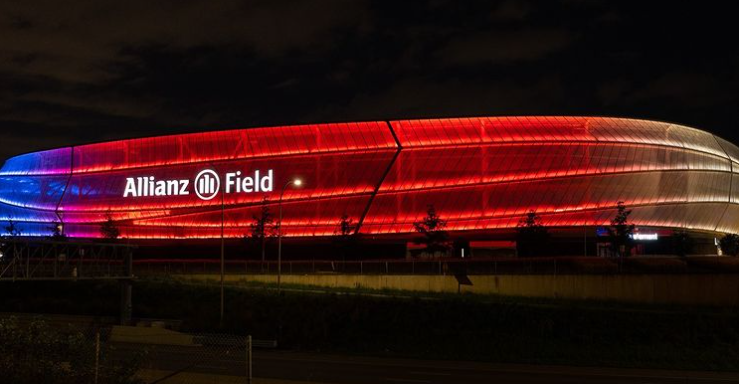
(2, 278), (739, 371)
(176, 275), (739, 315)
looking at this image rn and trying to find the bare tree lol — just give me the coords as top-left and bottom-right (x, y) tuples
(1, 219), (21, 259)
(100, 211), (120, 240)
(720, 234), (739, 256)
(516, 211), (549, 257)
(334, 213), (359, 261)
(413, 205), (450, 257)
(607, 201), (635, 257)
(245, 198), (277, 267)
(3, 219), (21, 238)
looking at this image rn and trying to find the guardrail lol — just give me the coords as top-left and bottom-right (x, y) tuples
(132, 255), (739, 276)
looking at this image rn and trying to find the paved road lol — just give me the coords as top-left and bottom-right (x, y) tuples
(255, 352), (739, 384)
(111, 343), (739, 384)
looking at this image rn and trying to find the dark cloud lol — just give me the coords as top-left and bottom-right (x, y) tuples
(0, 0), (370, 81)
(318, 75), (566, 122)
(630, 72), (735, 108)
(489, 0), (532, 21)
(440, 29), (576, 65)
(0, 1), (738, 161)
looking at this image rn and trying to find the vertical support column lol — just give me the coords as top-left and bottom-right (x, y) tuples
(220, 187), (225, 326)
(26, 245), (30, 278)
(94, 329), (101, 384)
(246, 335), (253, 384)
(120, 248), (133, 326)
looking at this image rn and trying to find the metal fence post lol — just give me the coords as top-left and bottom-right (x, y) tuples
(12, 243), (16, 280)
(94, 329), (100, 384)
(246, 334), (253, 384)
(120, 251), (133, 326)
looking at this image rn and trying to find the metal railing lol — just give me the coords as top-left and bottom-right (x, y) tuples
(131, 255), (737, 276)
(0, 239), (135, 281)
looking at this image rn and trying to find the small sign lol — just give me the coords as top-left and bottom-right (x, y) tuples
(631, 233), (658, 241)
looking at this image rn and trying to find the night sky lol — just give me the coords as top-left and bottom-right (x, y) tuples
(1, 1), (737, 161)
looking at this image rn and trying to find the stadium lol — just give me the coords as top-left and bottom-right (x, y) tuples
(2, 116), (739, 256)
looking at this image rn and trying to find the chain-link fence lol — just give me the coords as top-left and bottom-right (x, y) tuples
(0, 315), (260, 384)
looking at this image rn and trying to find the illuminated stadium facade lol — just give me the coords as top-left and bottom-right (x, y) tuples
(1, 116), (739, 253)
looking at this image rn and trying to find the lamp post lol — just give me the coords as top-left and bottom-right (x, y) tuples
(219, 183), (225, 326)
(278, 178), (302, 293)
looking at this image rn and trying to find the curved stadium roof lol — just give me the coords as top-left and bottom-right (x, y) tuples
(1, 116), (738, 238)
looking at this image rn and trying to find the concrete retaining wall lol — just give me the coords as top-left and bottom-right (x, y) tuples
(175, 273), (739, 306)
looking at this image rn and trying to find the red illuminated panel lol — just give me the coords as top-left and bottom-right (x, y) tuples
(391, 117), (728, 158)
(72, 121), (396, 173)
(58, 210), (173, 224)
(391, 117), (595, 146)
(60, 150), (395, 214)
(124, 195), (372, 238)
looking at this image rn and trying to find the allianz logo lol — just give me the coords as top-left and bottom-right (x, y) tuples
(123, 169), (274, 201)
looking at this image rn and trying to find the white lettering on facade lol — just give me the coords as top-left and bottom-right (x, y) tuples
(225, 169), (273, 194)
(123, 169), (274, 201)
(124, 177), (190, 198)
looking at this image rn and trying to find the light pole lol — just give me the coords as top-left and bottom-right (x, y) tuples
(219, 183), (225, 326)
(278, 178), (302, 293)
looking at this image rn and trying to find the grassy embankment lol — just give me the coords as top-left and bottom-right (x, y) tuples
(2, 278), (739, 371)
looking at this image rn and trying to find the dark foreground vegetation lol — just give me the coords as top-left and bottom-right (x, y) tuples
(2, 279), (739, 371)
(0, 317), (143, 384)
